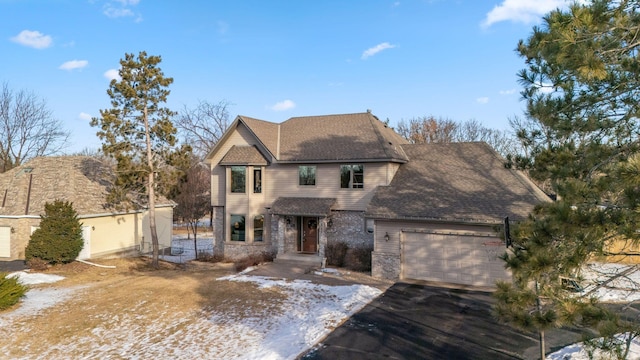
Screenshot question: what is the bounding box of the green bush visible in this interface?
[325,241,349,267]
[25,200,83,264]
[0,272,27,310]
[345,245,373,272]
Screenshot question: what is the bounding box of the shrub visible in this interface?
[345,245,373,272]
[197,253,225,263]
[325,241,349,267]
[26,257,49,271]
[234,251,276,272]
[25,200,83,264]
[0,272,27,310]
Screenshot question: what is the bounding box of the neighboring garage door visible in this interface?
[402,232,511,287]
[0,227,10,258]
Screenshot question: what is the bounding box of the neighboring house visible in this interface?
[205,111,549,287]
[0,156,174,261]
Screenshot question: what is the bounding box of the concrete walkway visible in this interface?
[247,261,393,290]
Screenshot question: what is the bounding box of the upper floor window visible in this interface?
[340,164,364,189]
[231,166,246,193]
[253,168,262,193]
[299,166,316,186]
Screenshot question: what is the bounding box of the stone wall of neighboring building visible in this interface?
[372,251,400,280]
[326,210,373,249]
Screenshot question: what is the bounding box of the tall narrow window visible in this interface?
[340,164,364,189]
[231,166,246,193]
[253,168,262,193]
[230,214,245,241]
[254,215,264,242]
[299,166,316,186]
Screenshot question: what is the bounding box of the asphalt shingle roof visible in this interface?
[219,145,268,165]
[236,112,408,163]
[0,156,172,217]
[365,142,550,223]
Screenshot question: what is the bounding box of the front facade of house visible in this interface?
[206,112,549,288]
[0,156,173,261]
[206,112,408,262]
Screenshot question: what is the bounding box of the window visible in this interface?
[299,166,316,186]
[340,164,364,189]
[253,168,262,193]
[254,215,264,242]
[231,166,246,193]
[230,215,245,241]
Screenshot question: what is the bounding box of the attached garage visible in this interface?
[0,227,10,258]
[402,231,511,287]
[366,143,551,287]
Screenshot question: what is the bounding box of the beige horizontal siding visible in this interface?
[266,162,392,211]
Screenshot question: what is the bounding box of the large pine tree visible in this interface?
[91,51,189,268]
[496,1,640,358]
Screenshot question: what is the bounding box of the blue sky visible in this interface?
[1,0,572,153]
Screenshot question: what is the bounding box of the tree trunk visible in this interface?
[536,280,545,360]
[193,220,198,260]
[144,106,160,269]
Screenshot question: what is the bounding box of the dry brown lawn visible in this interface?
[0,257,288,359]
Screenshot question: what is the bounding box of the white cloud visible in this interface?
[59,60,88,71]
[476,97,490,104]
[10,30,53,49]
[361,42,396,60]
[481,0,566,28]
[104,69,121,81]
[103,0,141,20]
[78,112,92,121]
[104,7,134,18]
[499,88,517,95]
[271,99,296,111]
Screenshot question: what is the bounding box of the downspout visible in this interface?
[24,174,33,215]
[1,189,6,207]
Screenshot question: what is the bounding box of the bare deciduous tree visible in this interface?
[0,82,69,172]
[176,100,232,158]
[396,116,518,159]
[173,162,211,259]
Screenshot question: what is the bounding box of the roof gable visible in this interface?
[366,142,550,223]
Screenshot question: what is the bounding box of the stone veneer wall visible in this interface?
[0,217,40,260]
[372,252,400,280]
[223,242,276,260]
[211,206,225,257]
[325,211,373,248]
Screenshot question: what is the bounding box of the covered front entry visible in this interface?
[402,231,511,288]
[299,216,318,253]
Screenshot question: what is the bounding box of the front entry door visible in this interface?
[301,216,318,253]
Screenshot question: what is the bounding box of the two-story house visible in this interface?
[206,111,549,288]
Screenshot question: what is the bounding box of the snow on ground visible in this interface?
[1,265,381,359]
[547,263,640,359]
[4,261,640,359]
[0,271,82,325]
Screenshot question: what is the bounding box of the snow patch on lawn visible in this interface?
[7,271,65,285]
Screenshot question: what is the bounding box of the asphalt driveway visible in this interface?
[300,282,586,360]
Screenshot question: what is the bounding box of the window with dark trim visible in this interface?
[340,164,364,189]
[230,214,245,241]
[253,168,262,193]
[230,166,246,193]
[254,215,264,242]
[298,166,316,186]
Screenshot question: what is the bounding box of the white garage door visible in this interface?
[402,232,511,287]
[0,227,10,258]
